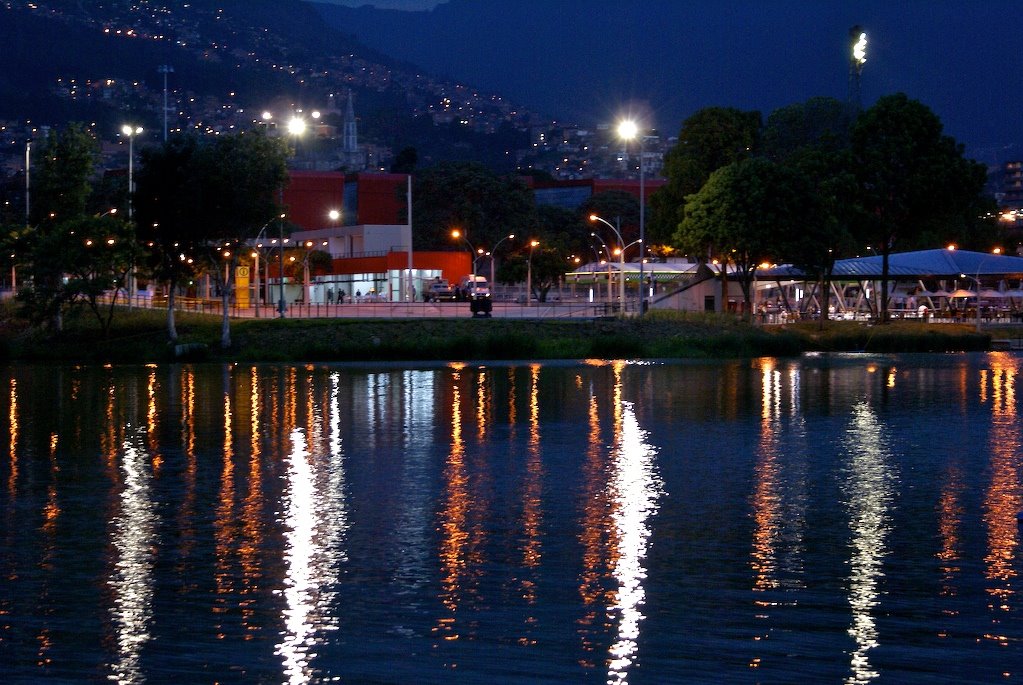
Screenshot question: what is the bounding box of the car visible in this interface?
[423,278,456,302]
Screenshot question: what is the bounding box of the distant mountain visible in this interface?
[0,0,536,170]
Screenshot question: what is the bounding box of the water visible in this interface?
[1,354,1021,683]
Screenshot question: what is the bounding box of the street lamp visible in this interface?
[525,239,539,305]
[618,119,647,313]
[275,113,306,317]
[590,232,614,303]
[121,125,142,307]
[489,233,515,291]
[121,125,143,218]
[590,213,626,308]
[961,273,983,332]
[451,228,477,275]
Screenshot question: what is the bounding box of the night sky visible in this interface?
[313,0,1022,164]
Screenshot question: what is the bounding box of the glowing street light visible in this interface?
[590,231,614,303]
[849,26,867,109]
[120,124,143,218]
[525,239,539,305]
[618,119,648,313]
[489,233,515,292]
[590,213,626,308]
[452,228,479,276]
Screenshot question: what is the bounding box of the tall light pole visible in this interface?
[590,214,625,309]
[849,26,867,110]
[276,114,306,318]
[121,125,143,218]
[489,233,515,291]
[121,125,142,307]
[590,232,613,303]
[525,239,539,304]
[618,119,647,313]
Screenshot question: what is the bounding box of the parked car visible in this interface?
[423,278,456,302]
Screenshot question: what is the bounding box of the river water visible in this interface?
[1,354,1021,683]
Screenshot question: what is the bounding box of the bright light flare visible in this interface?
[853,32,867,64]
[617,119,639,141]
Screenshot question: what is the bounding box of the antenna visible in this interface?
[158,64,174,141]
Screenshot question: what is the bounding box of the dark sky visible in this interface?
[313,0,1022,164]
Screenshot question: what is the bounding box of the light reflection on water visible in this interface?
[0,355,1021,683]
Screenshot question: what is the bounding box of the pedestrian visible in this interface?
[327,287,334,303]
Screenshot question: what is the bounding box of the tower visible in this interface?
[343,90,358,154]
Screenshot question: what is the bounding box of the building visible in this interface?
[274,171,666,304]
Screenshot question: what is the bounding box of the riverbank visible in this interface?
[0,304,1000,363]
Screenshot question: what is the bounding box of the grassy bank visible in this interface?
[0,304,995,364]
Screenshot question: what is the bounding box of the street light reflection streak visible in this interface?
[606,394,663,685]
[275,377,350,683]
[982,355,1021,626]
[8,377,17,498]
[577,389,613,667]
[108,428,159,685]
[842,403,897,685]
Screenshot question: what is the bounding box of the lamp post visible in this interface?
[253,213,285,317]
[121,125,142,308]
[274,114,307,318]
[618,120,647,313]
[525,239,539,305]
[590,232,613,303]
[590,214,626,309]
[961,273,982,332]
[121,125,143,218]
[489,233,515,291]
[451,227,477,275]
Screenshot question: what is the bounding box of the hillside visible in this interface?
[0,0,537,169]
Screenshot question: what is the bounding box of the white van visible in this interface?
[456,275,490,301]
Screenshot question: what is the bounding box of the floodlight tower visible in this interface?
[849,26,867,110]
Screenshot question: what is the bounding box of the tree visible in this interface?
[55,214,138,337]
[134,136,204,342]
[21,124,100,331]
[496,246,566,303]
[411,161,536,251]
[762,97,860,321]
[191,131,288,348]
[675,158,814,320]
[390,146,418,174]
[851,93,988,322]
[761,96,853,162]
[648,107,761,246]
[136,131,287,347]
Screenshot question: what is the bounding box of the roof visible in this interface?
[762,249,1023,280]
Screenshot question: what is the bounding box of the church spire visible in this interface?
[343,90,357,153]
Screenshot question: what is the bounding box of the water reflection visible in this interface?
[108,428,158,685]
[750,360,808,669]
[4,358,1023,683]
[842,402,897,684]
[982,354,1021,640]
[606,363,663,685]
[274,368,350,683]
